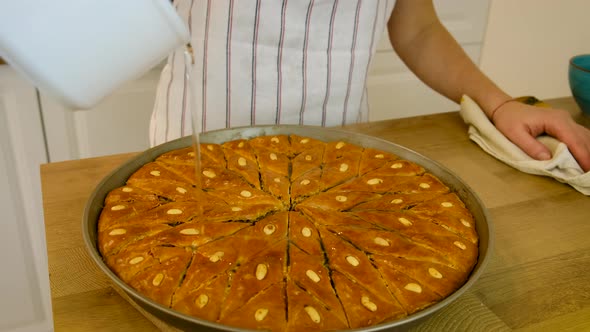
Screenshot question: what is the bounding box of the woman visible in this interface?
[151,0,590,171]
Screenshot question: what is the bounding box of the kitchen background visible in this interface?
[1,1,588,331]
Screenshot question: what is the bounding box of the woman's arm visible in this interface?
[387,0,590,171]
[388,0,508,118]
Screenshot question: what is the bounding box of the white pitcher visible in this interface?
[0,0,189,109]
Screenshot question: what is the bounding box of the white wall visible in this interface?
[480,0,590,99]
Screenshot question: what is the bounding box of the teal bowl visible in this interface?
[569,54,590,116]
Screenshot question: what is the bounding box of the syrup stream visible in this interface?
[184,44,203,221]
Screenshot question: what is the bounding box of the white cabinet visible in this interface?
[0,56,161,332]
[0,62,161,332]
[0,65,52,332]
[40,66,162,162]
[367,0,490,121]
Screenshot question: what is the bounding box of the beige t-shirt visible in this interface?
[150,0,395,146]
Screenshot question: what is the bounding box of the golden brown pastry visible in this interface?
[97,134,479,331]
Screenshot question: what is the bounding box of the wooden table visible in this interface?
[42,97,590,331]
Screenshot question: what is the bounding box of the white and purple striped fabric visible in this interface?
[150,0,396,146]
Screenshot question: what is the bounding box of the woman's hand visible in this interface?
[492,102,590,172]
[387,0,590,173]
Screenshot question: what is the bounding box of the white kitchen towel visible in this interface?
[459,95,590,195]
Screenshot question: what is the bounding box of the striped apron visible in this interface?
[150,0,396,146]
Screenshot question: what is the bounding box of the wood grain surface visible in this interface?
[41,97,590,332]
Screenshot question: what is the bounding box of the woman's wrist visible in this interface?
[489,97,517,124]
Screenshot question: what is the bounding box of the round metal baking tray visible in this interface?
[83,125,493,332]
